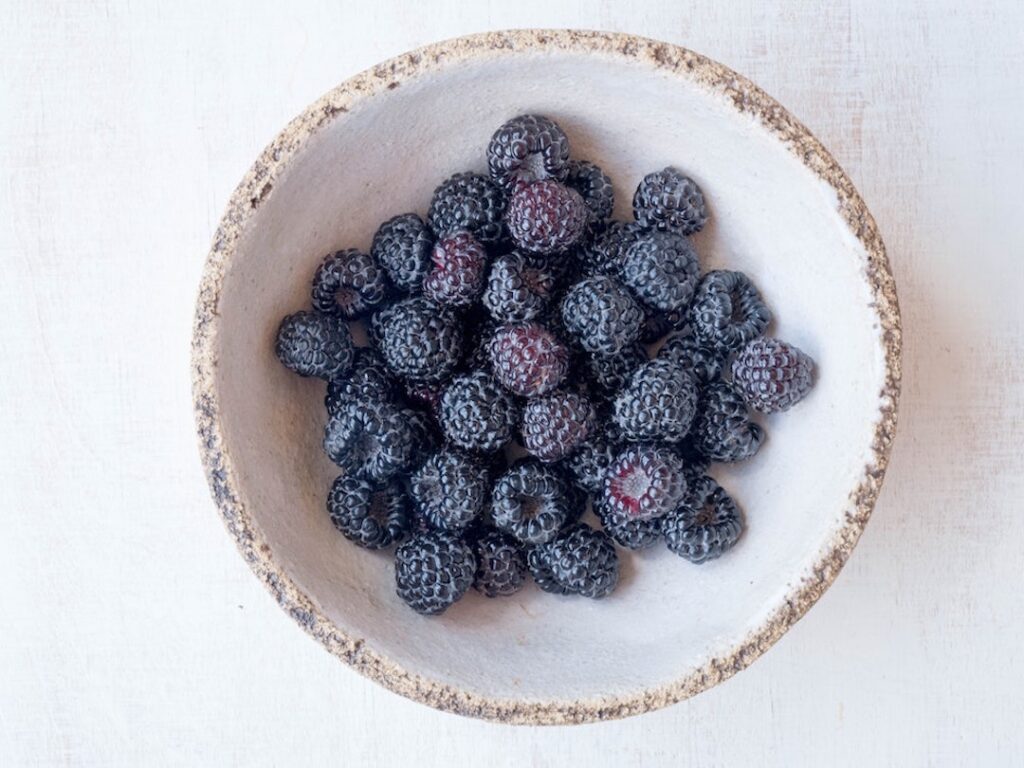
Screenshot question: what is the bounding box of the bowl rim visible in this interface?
[191,29,901,725]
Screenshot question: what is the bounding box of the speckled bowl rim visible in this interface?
[191,29,901,725]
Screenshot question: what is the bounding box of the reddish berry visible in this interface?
[488,322,570,397]
[423,230,488,307]
[506,180,588,255]
[602,444,687,522]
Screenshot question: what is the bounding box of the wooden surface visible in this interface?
[1,1,1021,764]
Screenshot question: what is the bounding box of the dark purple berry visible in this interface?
[486,114,571,191]
[663,474,744,563]
[730,337,815,413]
[633,167,707,235]
[690,270,771,351]
[371,213,433,293]
[620,230,700,312]
[311,249,389,318]
[275,311,354,380]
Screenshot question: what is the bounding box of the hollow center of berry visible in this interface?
[617,468,652,504]
[518,152,548,184]
[519,496,543,520]
[368,492,389,523]
[522,268,550,297]
[693,502,716,527]
[334,287,360,311]
[728,291,745,322]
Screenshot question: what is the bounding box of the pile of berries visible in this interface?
[275,114,816,615]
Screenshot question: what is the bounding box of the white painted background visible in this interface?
[2,1,1022,764]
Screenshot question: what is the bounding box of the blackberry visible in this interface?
[565,160,615,225]
[275,311,354,380]
[602,444,687,522]
[326,474,410,549]
[472,528,527,597]
[584,342,648,398]
[561,423,620,494]
[427,172,507,245]
[663,474,744,563]
[633,167,707,235]
[560,276,644,355]
[488,322,570,397]
[613,358,699,442]
[506,180,588,255]
[527,544,573,595]
[656,325,724,384]
[730,337,815,413]
[323,399,427,483]
[546,523,619,598]
[311,249,389,319]
[639,305,690,344]
[371,213,433,293]
[439,371,518,452]
[373,297,463,382]
[594,496,662,550]
[620,230,700,312]
[325,348,398,416]
[486,114,571,191]
[521,390,596,462]
[690,270,771,351]
[394,531,476,615]
[482,251,557,323]
[410,451,490,531]
[491,459,572,545]
[578,220,642,275]
[423,230,488,308]
[691,381,765,462]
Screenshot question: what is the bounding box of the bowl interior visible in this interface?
[210,48,886,705]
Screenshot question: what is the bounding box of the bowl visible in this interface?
[192,30,901,724]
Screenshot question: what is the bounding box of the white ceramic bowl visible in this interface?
[192,30,900,724]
